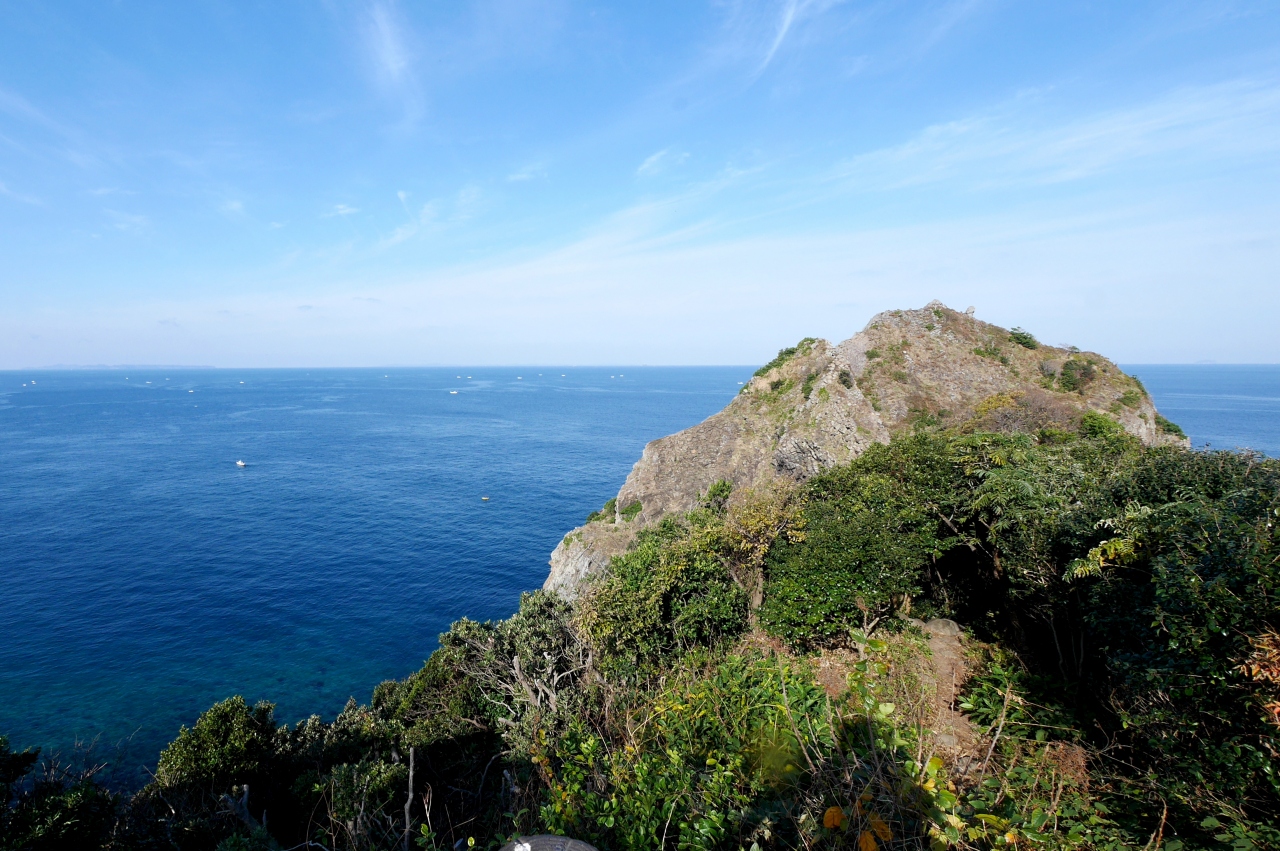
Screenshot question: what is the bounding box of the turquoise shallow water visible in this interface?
[0,364,1275,783]
[0,367,750,780]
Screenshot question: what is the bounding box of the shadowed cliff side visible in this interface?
[545,301,1187,596]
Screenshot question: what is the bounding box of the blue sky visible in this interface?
[2,1,1279,367]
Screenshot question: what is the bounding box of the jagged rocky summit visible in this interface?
[544,301,1187,597]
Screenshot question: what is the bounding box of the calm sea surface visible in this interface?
[1,364,1276,781]
[0,368,750,779]
[1123,365,1280,457]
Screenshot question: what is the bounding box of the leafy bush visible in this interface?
[0,736,118,851]
[577,513,748,669]
[1057,358,1095,393]
[619,500,642,521]
[800,371,819,399]
[701,479,733,513]
[1075,455,1280,838]
[1078,409,1124,440]
[973,339,1008,364]
[1156,413,1186,438]
[760,435,956,646]
[155,697,280,793]
[540,655,835,851]
[587,497,617,523]
[837,370,853,389]
[753,338,817,378]
[1008,327,1039,349]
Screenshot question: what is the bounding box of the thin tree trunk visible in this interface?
[403,747,415,851]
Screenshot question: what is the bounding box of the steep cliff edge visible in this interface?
[545,301,1187,596]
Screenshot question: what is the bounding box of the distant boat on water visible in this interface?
[236,460,246,468]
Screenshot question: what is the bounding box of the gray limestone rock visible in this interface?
[543,301,1189,596]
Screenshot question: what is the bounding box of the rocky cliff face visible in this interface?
[544,301,1186,597]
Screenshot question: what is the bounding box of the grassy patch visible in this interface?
[586,497,617,523]
[753,338,818,378]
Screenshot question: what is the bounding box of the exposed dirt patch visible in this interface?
[812,648,860,698]
[922,619,983,772]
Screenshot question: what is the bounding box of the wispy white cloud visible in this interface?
[759,0,845,73]
[914,0,991,56]
[365,1,411,85]
[637,148,690,176]
[358,0,424,126]
[104,209,149,232]
[375,185,483,250]
[0,86,65,133]
[220,200,244,215]
[833,78,1280,191]
[507,163,547,182]
[454,185,483,220]
[324,204,360,217]
[0,180,41,205]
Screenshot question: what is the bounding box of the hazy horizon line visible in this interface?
[6,361,1280,372]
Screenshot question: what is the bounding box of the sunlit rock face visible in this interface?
[545,301,1185,597]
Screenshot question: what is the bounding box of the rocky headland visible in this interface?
[546,301,1186,596]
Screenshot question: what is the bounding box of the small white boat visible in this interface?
[481,496,490,501]
[236,460,246,468]
[449,390,458,394]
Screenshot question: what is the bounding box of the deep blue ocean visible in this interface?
[1,364,1277,783]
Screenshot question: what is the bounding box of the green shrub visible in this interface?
[586,497,617,523]
[619,500,642,521]
[540,655,832,851]
[1008,327,1039,349]
[800,371,819,399]
[701,479,733,513]
[1156,413,1186,438]
[837,370,853,389]
[1077,455,1280,836]
[578,514,748,668]
[155,697,280,793]
[760,435,956,646]
[1057,358,1095,393]
[1079,409,1124,440]
[973,339,1006,362]
[753,338,817,378]
[0,736,118,851]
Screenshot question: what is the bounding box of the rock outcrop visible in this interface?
[544,301,1187,597]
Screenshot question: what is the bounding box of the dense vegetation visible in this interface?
[4,405,1278,850]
